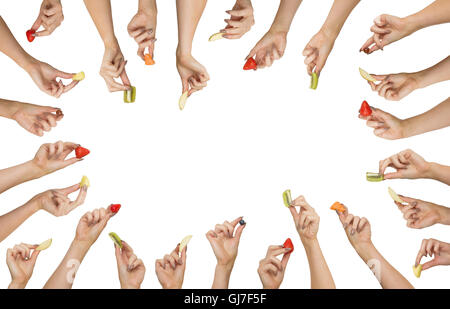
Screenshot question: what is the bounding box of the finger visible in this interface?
[415,240,427,266]
[60,184,80,195]
[62,80,79,93]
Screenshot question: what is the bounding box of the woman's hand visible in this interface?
[127,9,157,61]
[302,29,336,76]
[31,0,64,37]
[257,245,291,289]
[394,196,449,229]
[155,245,187,289]
[246,30,286,69]
[6,243,40,289]
[31,141,81,176]
[379,149,431,180]
[415,239,450,271]
[359,107,405,140]
[289,195,319,246]
[336,206,372,251]
[100,45,131,92]
[367,72,419,101]
[10,102,63,136]
[75,207,115,246]
[115,241,145,289]
[176,54,209,96]
[221,0,254,39]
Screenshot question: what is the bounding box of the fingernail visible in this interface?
[351,229,355,235]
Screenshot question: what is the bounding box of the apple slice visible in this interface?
[282,189,292,208]
[388,187,406,204]
[310,72,318,90]
[412,264,422,278]
[366,172,384,182]
[123,86,136,103]
[359,68,377,82]
[208,32,224,42]
[109,232,123,248]
[179,91,188,110]
[36,238,52,251]
[179,235,192,253]
[80,176,90,188]
[72,71,85,81]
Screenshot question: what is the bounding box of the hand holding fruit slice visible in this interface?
[208,32,224,42]
[388,187,406,205]
[178,91,188,111]
[359,100,372,117]
[366,172,384,182]
[26,29,36,42]
[109,232,123,248]
[36,238,52,251]
[144,54,155,65]
[123,86,136,103]
[330,201,346,213]
[179,235,192,253]
[412,264,422,278]
[282,190,292,208]
[75,146,90,159]
[243,57,257,70]
[282,238,294,253]
[72,72,85,81]
[80,176,90,188]
[310,72,319,90]
[359,67,377,82]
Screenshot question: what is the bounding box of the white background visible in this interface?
[0,0,449,289]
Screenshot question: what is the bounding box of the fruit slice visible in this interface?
[36,238,52,251]
[144,54,155,65]
[283,238,294,253]
[330,201,346,213]
[110,204,121,213]
[26,29,36,42]
[208,32,224,42]
[388,187,406,204]
[75,146,90,159]
[178,91,188,111]
[359,100,372,117]
[243,57,257,70]
[412,264,422,278]
[123,86,136,103]
[366,172,384,182]
[80,176,90,188]
[72,71,85,81]
[359,68,377,82]
[282,190,292,208]
[109,232,123,248]
[179,235,192,253]
[310,72,318,90]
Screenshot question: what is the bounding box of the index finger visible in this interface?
[62,80,79,93]
[60,184,80,195]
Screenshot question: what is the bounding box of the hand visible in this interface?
[257,245,291,289]
[11,102,63,136]
[115,241,145,289]
[27,61,78,98]
[155,245,187,289]
[30,0,64,37]
[100,45,131,92]
[206,217,245,268]
[176,54,209,96]
[367,73,419,101]
[29,184,87,217]
[379,149,431,180]
[394,196,448,229]
[221,0,254,39]
[415,239,450,271]
[289,195,319,246]
[302,29,336,75]
[336,206,371,251]
[359,107,405,140]
[31,141,81,176]
[246,30,286,69]
[360,14,414,54]
[127,9,157,61]
[75,207,115,246]
[6,243,40,289]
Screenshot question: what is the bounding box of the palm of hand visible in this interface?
[33,148,64,173]
[157,265,183,288]
[128,12,156,34]
[372,113,403,140]
[120,262,145,288]
[305,31,335,73]
[259,267,283,289]
[212,236,238,265]
[386,74,417,100]
[38,190,70,217]
[8,258,34,282]
[14,109,42,134]
[75,220,103,244]
[414,203,440,228]
[377,16,408,46]
[29,62,58,92]
[255,32,286,61]
[299,220,319,241]
[177,56,207,82]
[348,223,371,246]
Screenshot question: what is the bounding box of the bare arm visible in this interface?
[408,0,450,32]
[321,0,360,38]
[0,161,42,195]
[304,239,336,289]
[83,0,116,47]
[0,200,39,242]
[270,0,302,33]
[175,0,207,56]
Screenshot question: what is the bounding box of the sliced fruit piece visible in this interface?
[110,204,121,213]
[123,86,136,103]
[366,172,384,182]
[208,32,224,42]
[144,54,155,65]
[243,57,257,70]
[413,264,422,278]
[178,91,188,111]
[330,201,346,213]
[36,238,52,251]
[75,146,90,159]
[179,235,192,253]
[283,238,294,253]
[359,67,377,82]
[310,72,318,90]
[109,232,123,248]
[359,100,372,117]
[282,190,292,208]
[26,29,36,42]
[72,71,85,81]
[80,176,90,188]
[388,187,406,204]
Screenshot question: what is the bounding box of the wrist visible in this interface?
[404,13,426,35]
[103,36,119,50]
[162,282,181,289]
[176,45,192,58]
[423,162,437,179]
[301,237,319,251]
[121,282,140,289]
[0,100,20,119]
[320,23,341,40]
[9,279,27,289]
[71,239,93,252]
[24,160,46,180]
[138,0,157,15]
[437,205,450,225]
[216,262,234,274]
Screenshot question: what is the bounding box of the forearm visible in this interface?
[0,161,43,194]
[415,56,450,89]
[83,0,117,47]
[0,99,20,119]
[321,0,360,38]
[8,280,27,289]
[176,0,207,56]
[44,240,90,289]
[406,0,450,33]
[303,239,335,289]
[269,0,302,33]
[403,97,450,138]
[355,242,413,289]
[0,201,39,242]
[212,264,233,289]
[426,162,450,186]
[138,0,157,13]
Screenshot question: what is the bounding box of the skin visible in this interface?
[257,245,291,289]
[206,217,246,289]
[0,99,63,136]
[83,0,131,92]
[0,17,78,97]
[220,0,254,40]
[415,239,450,271]
[0,141,81,195]
[289,195,335,289]
[359,98,450,140]
[0,184,87,243]
[378,149,450,185]
[176,0,210,97]
[127,0,157,61]
[44,207,116,288]
[246,0,301,69]
[155,244,187,289]
[7,243,40,289]
[361,0,450,54]
[336,205,414,289]
[30,0,64,37]
[303,0,360,75]
[115,241,146,289]
[367,56,450,101]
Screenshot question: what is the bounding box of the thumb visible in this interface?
[62,157,82,168]
[30,250,40,265]
[246,45,258,60]
[422,258,440,271]
[234,224,245,241]
[181,79,189,94]
[31,16,42,31]
[281,251,291,269]
[56,69,74,79]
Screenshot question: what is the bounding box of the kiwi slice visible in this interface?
[366,172,384,182]
[310,72,318,90]
[123,86,136,103]
[109,232,123,248]
[282,189,292,208]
